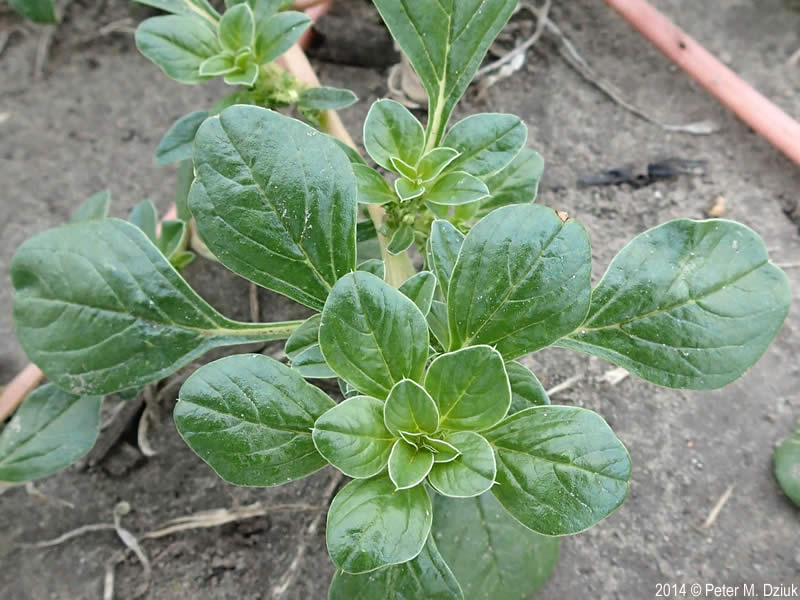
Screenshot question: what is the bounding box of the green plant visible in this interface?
[2,0,792,598]
[775,424,800,507]
[7,0,58,24]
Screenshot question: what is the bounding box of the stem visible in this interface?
[280,44,416,287]
[0,363,44,422]
[226,319,304,342]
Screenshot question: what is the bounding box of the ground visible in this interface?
[1,0,799,598]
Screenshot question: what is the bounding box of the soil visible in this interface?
[2,0,800,598]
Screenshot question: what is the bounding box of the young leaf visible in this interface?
[284,314,336,379]
[155,111,209,165]
[313,396,395,478]
[353,165,395,206]
[319,272,429,399]
[218,3,255,53]
[387,225,415,255]
[399,271,436,316]
[443,114,527,177]
[224,62,259,87]
[395,178,425,201]
[774,427,800,507]
[448,204,592,359]
[129,200,158,242]
[557,219,791,390]
[174,354,335,486]
[427,431,496,498]
[357,258,385,280]
[0,384,102,483]
[71,190,111,222]
[328,534,464,600]
[433,492,560,600]
[425,171,490,206]
[175,160,194,221]
[135,16,221,83]
[424,436,460,463]
[191,105,357,311]
[388,440,435,490]
[11,219,301,395]
[131,0,219,23]
[384,379,439,436]
[9,0,57,24]
[418,147,461,182]
[198,53,237,76]
[478,148,544,216]
[505,361,550,414]
[158,220,188,258]
[390,157,419,181]
[427,300,450,350]
[363,99,425,171]
[298,87,358,112]
[326,475,432,574]
[485,406,631,535]
[427,220,464,299]
[254,11,311,64]
[373,0,517,146]
[424,346,510,431]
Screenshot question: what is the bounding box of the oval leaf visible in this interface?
[506,361,550,414]
[327,475,432,574]
[71,190,111,223]
[254,11,311,64]
[387,225,416,255]
[0,384,102,483]
[433,492,559,600]
[384,379,439,436]
[298,87,358,112]
[485,406,631,535]
[418,148,461,182]
[284,314,336,379]
[329,534,463,600]
[135,16,221,84]
[218,3,255,53]
[319,272,429,399]
[448,204,592,359]
[156,111,210,165]
[428,431,496,498]
[425,172,489,206]
[191,105,357,311]
[424,346,510,431]
[775,427,800,507]
[427,219,464,299]
[478,147,544,217]
[443,113,527,177]
[557,219,791,390]
[353,164,395,206]
[313,396,394,479]
[363,99,426,171]
[388,440,435,490]
[11,219,299,395]
[174,354,335,486]
[399,271,437,316]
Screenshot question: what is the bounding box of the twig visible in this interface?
[33,26,56,80]
[546,374,583,397]
[702,484,735,528]
[23,523,117,548]
[137,386,158,458]
[112,502,151,598]
[0,363,43,422]
[269,471,344,598]
[25,482,75,509]
[775,262,800,269]
[249,282,260,323]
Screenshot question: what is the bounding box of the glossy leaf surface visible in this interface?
[284,314,336,379]
[443,114,527,177]
[399,271,436,316]
[427,219,464,299]
[71,190,111,222]
[175,354,335,486]
[254,10,311,63]
[363,99,425,170]
[132,0,219,22]
[156,111,209,165]
[427,431,496,498]
[479,147,544,216]
[298,87,358,111]
[775,427,800,507]
[425,172,490,206]
[388,440,435,490]
[353,165,395,206]
[384,379,439,436]
[218,3,254,53]
[506,361,550,414]
[136,16,220,83]
[387,225,415,255]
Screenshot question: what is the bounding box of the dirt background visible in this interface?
[1,0,799,598]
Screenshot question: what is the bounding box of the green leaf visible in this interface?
[433,492,559,600]
[9,0,57,24]
[559,219,791,390]
[218,3,255,53]
[174,354,335,486]
[224,62,259,87]
[448,204,592,359]
[418,148,460,182]
[390,157,419,181]
[198,53,237,76]
[11,219,301,395]
[284,314,336,379]
[175,160,194,221]
[424,436,460,463]
[327,475,432,573]
[384,379,439,436]
[131,0,219,23]
[399,271,436,316]
[395,178,425,201]
[155,111,209,165]
[428,431,495,498]
[158,220,188,258]
[320,272,429,398]
[388,440,435,490]
[71,190,111,222]
[424,346,510,431]
[0,384,102,483]
[427,220,463,300]
[443,114,527,177]
[505,361,549,414]
[358,258,385,279]
[485,406,631,535]
[254,11,311,64]
[191,105,357,311]
[357,220,378,243]
[425,172,489,206]
[478,148,544,217]
[353,165,395,206]
[373,0,517,146]
[129,200,158,242]
[329,534,464,600]
[427,300,450,350]
[387,225,415,255]
[331,137,368,166]
[298,87,358,111]
[170,250,196,270]
[363,99,425,171]
[135,16,221,83]
[775,427,800,507]
[313,396,394,478]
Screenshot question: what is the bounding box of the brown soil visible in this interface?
[2,0,799,598]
